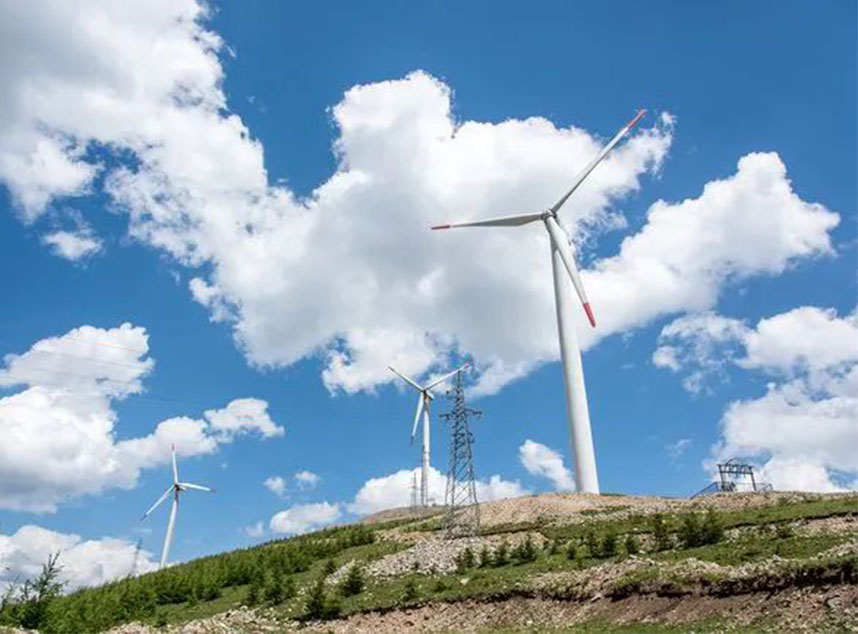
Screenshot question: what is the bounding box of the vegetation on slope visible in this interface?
[0,494,855,633]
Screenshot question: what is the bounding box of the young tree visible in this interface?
[701,508,725,545]
[565,541,577,561]
[19,552,64,630]
[679,513,703,549]
[339,564,365,597]
[585,531,600,558]
[651,513,672,551]
[403,579,419,602]
[323,559,337,576]
[493,541,509,566]
[624,534,640,556]
[601,532,618,558]
[304,577,327,619]
[478,546,491,568]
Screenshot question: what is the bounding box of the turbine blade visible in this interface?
[388,366,424,392]
[549,109,646,215]
[141,486,172,520]
[545,216,596,327]
[424,363,469,390]
[180,482,213,492]
[431,212,543,231]
[171,444,178,485]
[410,394,425,444]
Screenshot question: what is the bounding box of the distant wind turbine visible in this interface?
[431,110,647,494]
[141,445,213,568]
[389,364,468,506]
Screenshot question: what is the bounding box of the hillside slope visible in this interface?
[2,491,856,633]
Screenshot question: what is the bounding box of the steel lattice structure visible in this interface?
[441,370,481,538]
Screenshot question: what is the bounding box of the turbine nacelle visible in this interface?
[431,110,647,330]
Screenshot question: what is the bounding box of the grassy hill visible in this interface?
[1,491,856,633]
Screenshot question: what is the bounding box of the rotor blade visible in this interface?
[171,444,178,485]
[388,366,424,392]
[431,212,543,231]
[180,482,213,492]
[544,216,596,327]
[141,486,172,520]
[424,363,469,390]
[410,394,425,445]
[549,109,646,215]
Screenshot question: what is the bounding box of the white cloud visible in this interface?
[656,306,858,492]
[204,398,283,439]
[518,440,575,491]
[244,521,264,539]
[666,438,692,460]
[41,228,103,260]
[294,470,321,489]
[348,467,527,516]
[263,476,287,498]
[0,525,157,591]
[269,502,341,536]
[0,1,840,400]
[653,312,749,393]
[0,324,282,512]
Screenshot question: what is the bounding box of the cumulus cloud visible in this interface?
[348,467,527,516]
[294,470,321,489]
[518,440,575,491]
[0,1,840,400]
[0,525,157,591]
[41,228,103,260]
[0,324,282,512]
[263,476,287,498]
[244,521,264,539]
[655,306,858,491]
[269,502,342,536]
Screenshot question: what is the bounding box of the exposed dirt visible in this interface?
[305,585,858,633]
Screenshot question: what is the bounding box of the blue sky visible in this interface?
[0,1,855,587]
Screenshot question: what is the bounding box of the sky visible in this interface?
[0,0,855,590]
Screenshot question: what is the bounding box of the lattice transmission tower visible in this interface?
[441,370,480,538]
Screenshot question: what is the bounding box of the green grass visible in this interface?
[654,532,849,566]
[543,495,858,544]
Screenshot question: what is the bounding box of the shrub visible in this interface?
[478,546,491,568]
[433,578,449,593]
[565,541,577,561]
[304,578,327,619]
[520,536,538,563]
[585,531,600,558]
[624,534,640,556]
[701,509,724,545]
[323,559,337,576]
[651,513,672,551]
[339,564,365,597]
[776,523,795,539]
[679,513,703,548]
[403,579,419,602]
[601,532,618,558]
[493,541,509,566]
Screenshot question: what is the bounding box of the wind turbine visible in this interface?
[431,110,647,494]
[389,364,468,507]
[141,445,212,568]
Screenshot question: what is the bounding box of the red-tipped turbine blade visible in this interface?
[583,302,597,328]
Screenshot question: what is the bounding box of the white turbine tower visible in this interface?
[389,364,467,507]
[141,445,213,568]
[432,110,647,494]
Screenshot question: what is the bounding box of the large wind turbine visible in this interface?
[432,110,646,494]
[141,445,212,568]
[389,364,467,506]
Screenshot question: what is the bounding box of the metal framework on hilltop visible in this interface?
[692,458,773,497]
[441,370,480,538]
